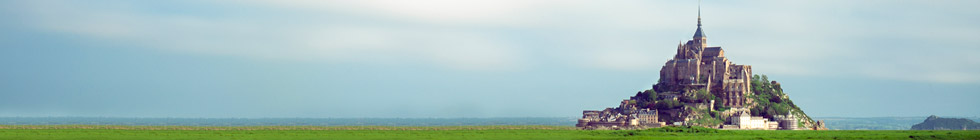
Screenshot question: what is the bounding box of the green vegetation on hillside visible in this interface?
[748,74,815,125]
[1,125,978,140]
[633,74,816,127]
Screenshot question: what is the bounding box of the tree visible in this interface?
[656,100,682,110]
[713,98,728,111]
[643,89,658,101]
[691,89,714,103]
[770,94,783,103]
[750,107,762,116]
[772,103,789,116]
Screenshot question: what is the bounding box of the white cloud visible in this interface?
[240,0,543,26]
[11,0,689,72]
[586,48,660,71]
[8,0,980,83]
[14,0,534,71]
[237,0,684,30]
[699,0,980,84]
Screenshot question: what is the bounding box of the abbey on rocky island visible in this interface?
[576,4,826,130]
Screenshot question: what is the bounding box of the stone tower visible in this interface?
[693,4,706,48]
[657,4,752,107]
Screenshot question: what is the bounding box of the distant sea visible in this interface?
[0,117,578,126]
[2,117,977,130]
[814,117,980,130]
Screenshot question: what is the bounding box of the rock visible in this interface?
[911,115,980,130]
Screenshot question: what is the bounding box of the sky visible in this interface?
[0,0,978,118]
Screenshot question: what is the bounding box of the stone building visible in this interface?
[773,110,799,130]
[577,106,664,130]
[635,109,660,127]
[726,111,780,130]
[722,110,803,130]
[657,12,752,108]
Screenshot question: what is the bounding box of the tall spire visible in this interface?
[698,0,701,26]
[693,0,706,39]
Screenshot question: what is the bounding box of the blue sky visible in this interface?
[0,0,978,118]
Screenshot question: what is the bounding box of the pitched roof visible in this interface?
[693,25,706,38]
[703,47,723,57]
[694,7,706,39]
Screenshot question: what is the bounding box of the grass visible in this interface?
[0,125,978,140]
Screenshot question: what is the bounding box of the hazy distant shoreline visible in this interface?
[1,117,977,130]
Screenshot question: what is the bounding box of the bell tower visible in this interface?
[692,0,707,48]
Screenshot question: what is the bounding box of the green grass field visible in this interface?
[1,125,977,140]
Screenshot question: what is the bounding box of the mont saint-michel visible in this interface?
[576,10,826,130]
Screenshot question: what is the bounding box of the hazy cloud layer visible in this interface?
[14,0,978,83]
[1,0,978,117]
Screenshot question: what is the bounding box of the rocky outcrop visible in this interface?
[911,115,980,130]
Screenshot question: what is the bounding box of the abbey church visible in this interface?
[658,13,752,108]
